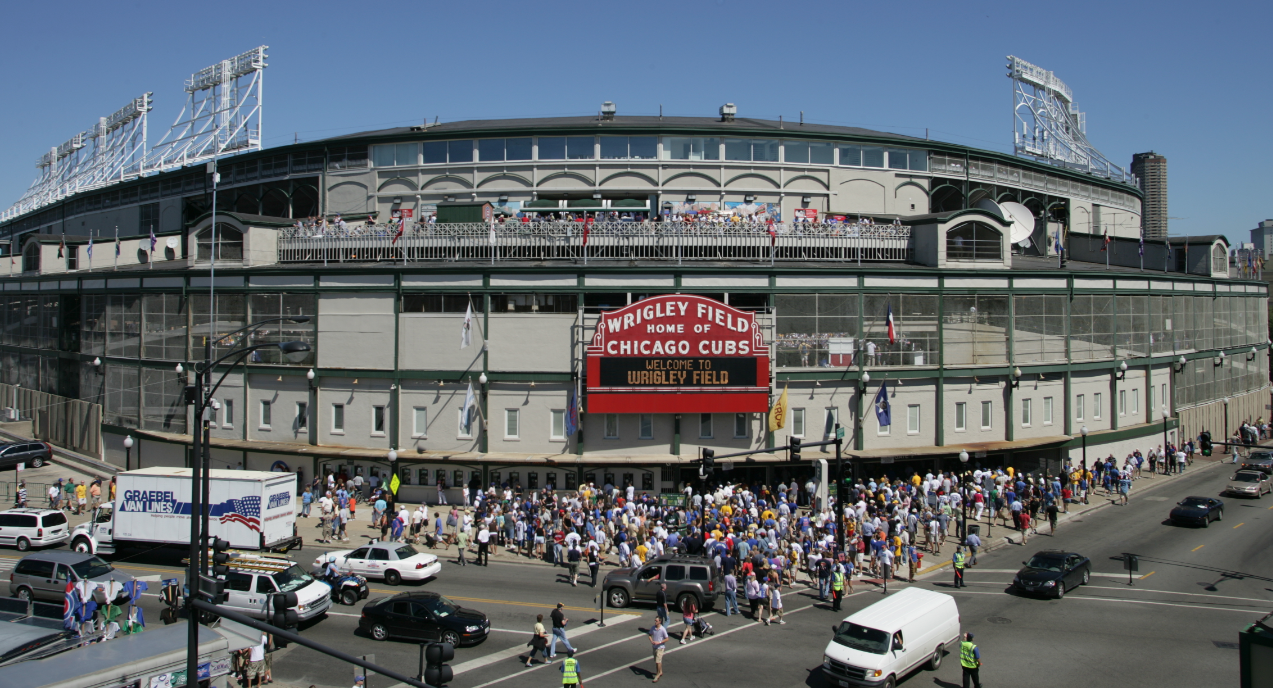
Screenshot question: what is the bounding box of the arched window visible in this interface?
[22,242,39,273]
[946,222,1002,261]
[1212,244,1228,274]
[195,223,243,262]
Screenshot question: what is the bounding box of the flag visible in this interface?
[149,226,157,253]
[389,472,401,495]
[461,381,476,434]
[1053,232,1062,255]
[488,225,497,245]
[87,236,93,259]
[768,384,789,433]
[57,234,65,259]
[1100,230,1110,252]
[767,218,776,247]
[62,582,80,631]
[874,382,891,427]
[217,496,262,531]
[583,215,594,246]
[391,215,404,244]
[564,387,579,437]
[461,303,473,349]
[886,303,896,344]
[115,229,121,256]
[1138,232,1144,256]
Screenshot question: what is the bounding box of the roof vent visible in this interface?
[600,101,616,121]
[719,103,737,122]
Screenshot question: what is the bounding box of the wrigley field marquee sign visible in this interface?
[586,294,770,413]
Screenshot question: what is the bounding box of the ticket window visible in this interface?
[528,472,539,489]
[623,473,634,488]
[508,471,520,489]
[604,473,615,488]
[585,472,596,487]
[642,473,653,491]
[398,467,412,485]
[491,471,501,487]
[417,469,430,485]
[453,470,464,487]
[546,472,558,490]
[566,472,578,490]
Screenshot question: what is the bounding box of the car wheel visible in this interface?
[1081,569,1090,586]
[16,538,30,552]
[384,570,401,585]
[676,593,699,613]
[30,457,43,469]
[607,588,630,609]
[441,630,460,646]
[927,646,943,670]
[341,589,358,606]
[882,676,896,688]
[15,587,33,602]
[1055,582,1065,599]
[1217,509,1223,522]
[1203,516,1210,528]
[73,538,92,554]
[370,623,388,641]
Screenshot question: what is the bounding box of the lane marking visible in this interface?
[1234,523,1245,529]
[1081,585,1273,604]
[942,589,1269,613]
[449,613,637,677]
[1192,545,1205,552]
[1139,571,1155,580]
[935,568,1125,579]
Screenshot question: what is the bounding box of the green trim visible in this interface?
[1058,418,1177,449]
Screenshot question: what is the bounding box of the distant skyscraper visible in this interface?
[1131,152,1168,240]
[1250,219,1273,258]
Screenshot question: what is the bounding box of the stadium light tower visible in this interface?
[1006,56,1132,185]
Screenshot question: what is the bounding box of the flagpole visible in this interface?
[114,226,118,271]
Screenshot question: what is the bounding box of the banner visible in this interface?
[768,384,789,432]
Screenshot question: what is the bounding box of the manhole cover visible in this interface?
[1213,641,1239,650]
[986,617,1012,625]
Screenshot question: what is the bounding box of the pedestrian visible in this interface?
[74,480,87,515]
[559,649,583,687]
[679,596,697,643]
[587,547,600,588]
[655,583,670,626]
[769,581,785,625]
[745,573,763,618]
[89,480,101,510]
[722,571,739,616]
[830,566,845,611]
[952,546,967,588]
[878,545,894,594]
[456,526,469,566]
[549,602,575,658]
[648,617,668,683]
[15,480,26,508]
[301,488,312,518]
[47,481,59,509]
[477,523,491,565]
[248,632,267,688]
[352,677,364,688]
[960,632,982,688]
[525,614,549,666]
[1046,500,1059,534]
[567,544,581,586]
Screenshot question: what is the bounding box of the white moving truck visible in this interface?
[70,467,301,556]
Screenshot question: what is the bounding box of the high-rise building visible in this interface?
[1131,151,1168,239]
[1249,219,1273,258]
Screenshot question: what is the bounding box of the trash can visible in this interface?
[968,524,981,536]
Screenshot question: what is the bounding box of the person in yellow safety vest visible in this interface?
[831,567,846,612]
[953,546,967,589]
[960,632,981,688]
[560,648,583,686]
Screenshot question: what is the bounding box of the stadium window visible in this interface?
[887,149,911,170]
[371,143,417,167]
[505,409,519,439]
[724,138,779,162]
[422,141,447,164]
[566,136,594,160]
[792,408,805,437]
[447,140,473,163]
[1021,398,1032,427]
[1043,396,1053,425]
[600,136,655,160]
[699,413,713,439]
[861,147,885,168]
[372,406,386,435]
[604,414,619,439]
[954,402,966,432]
[1119,390,1126,416]
[1075,394,1085,421]
[412,407,427,438]
[639,414,654,440]
[662,137,720,161]
[1131,389,1138,414]
[296,402,308,431]
[402,294,471,313]
[785,141,832,164]
[259,400,271,429]
[838,145,862,167]
[506,137,532,161]
[907,405,921,434]
[478,137,532,162]
[489,293,577,313]
[551,410,566,439]
[734,413,747,438]
[946,222,1003,261]
[1093,392,1102,420]
[980,401,992,429]
[537,137,566,160]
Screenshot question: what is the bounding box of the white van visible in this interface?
[822,587,961,688]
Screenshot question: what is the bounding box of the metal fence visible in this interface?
[0,383,102,458]
[277,222,912,264]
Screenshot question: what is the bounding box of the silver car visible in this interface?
[8,551,130,603]
[1226,470,1271,498]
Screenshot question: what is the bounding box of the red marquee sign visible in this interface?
[586,294,770,413]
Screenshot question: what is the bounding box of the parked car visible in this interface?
[1239,453,1273,476]
[359,591,489,646]
[0,509,69,551]
[314,541,440,585]
[1169,496,1225,527]
[1012,550,1091,599]
[602,554,721,611]
[823,587,960,688]
[8,551,130,603]
[1226,470,1271,498]
[0,443,52,471]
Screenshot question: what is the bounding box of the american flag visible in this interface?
[217,496,262,532]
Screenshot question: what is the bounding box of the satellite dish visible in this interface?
[1000,202,1037,245]
[973,198,1005,219]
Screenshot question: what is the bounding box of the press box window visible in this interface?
[536,136,593,160]
[372,405,386,435]
[783,141,834,165]
[724,138,779,162]
[662,137,719,161]
[259,400,271,429]
[421,140,473,164]
[478,137,532,162]
[600,136,656,160]
[402,294,470,313]
[331,403,345,433]
[490,294,577,313]
[372,143,418,167]
[412,407,427,438]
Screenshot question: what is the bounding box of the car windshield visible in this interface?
[273,565,316,592]
[1234,473,1261,483]
[1025,555,1064,572]
[70,557,114,580]
[833,622,890,654]
[1180,498,1210,508]
[422,595,459,618]
[394,545,420,559]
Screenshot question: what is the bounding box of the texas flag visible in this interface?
[391,215,405,245]
[886,303,896,344]
[582,215,594,246]
[767,218,776,247]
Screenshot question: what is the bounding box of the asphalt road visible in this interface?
[2,459,1268,688]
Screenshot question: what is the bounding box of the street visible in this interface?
[4,458,1267,688]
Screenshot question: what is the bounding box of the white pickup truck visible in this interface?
[71,467,301,556]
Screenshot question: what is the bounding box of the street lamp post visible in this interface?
[958,450,969,541]
[123,435,133,472]
[1223,397,1231,461]
[1162,404,1170,456]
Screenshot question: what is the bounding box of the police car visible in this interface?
[314,541,441,585]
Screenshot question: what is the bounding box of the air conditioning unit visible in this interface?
[2,408,19,422]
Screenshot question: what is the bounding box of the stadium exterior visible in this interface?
[0,108,1265,501]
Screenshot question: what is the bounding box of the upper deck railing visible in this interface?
[276,221,912,264]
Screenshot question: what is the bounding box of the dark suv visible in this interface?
[0,442,51,471]
[603,554,721,611]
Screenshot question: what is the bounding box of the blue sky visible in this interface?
[2,0,1268,247]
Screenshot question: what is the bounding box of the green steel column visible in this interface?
[1005,293,1015,442]
[481,288,490,454]
[936,284,945,447]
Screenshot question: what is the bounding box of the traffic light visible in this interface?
[426,642,454,687]
[701,448,715,473]
[196,575,227,605]
[789,437,802,462]
[1199,431,1212,456]
[211,537,230,577]
[272,591,299,647]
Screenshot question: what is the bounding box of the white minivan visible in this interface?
[823,587,961,688]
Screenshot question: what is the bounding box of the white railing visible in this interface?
[276,222,912,264]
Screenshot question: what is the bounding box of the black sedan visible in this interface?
[359,591,489,646]
[1169,496,1225,527]
[1012,550,1091,599]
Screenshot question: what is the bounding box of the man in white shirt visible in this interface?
[248,633,268,688]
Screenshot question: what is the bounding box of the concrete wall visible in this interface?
[318,293,395,369]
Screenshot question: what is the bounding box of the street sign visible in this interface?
[881,457,895,464]
[658,493,687,508]
[721,460,734,472]
[835,427,846,439]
